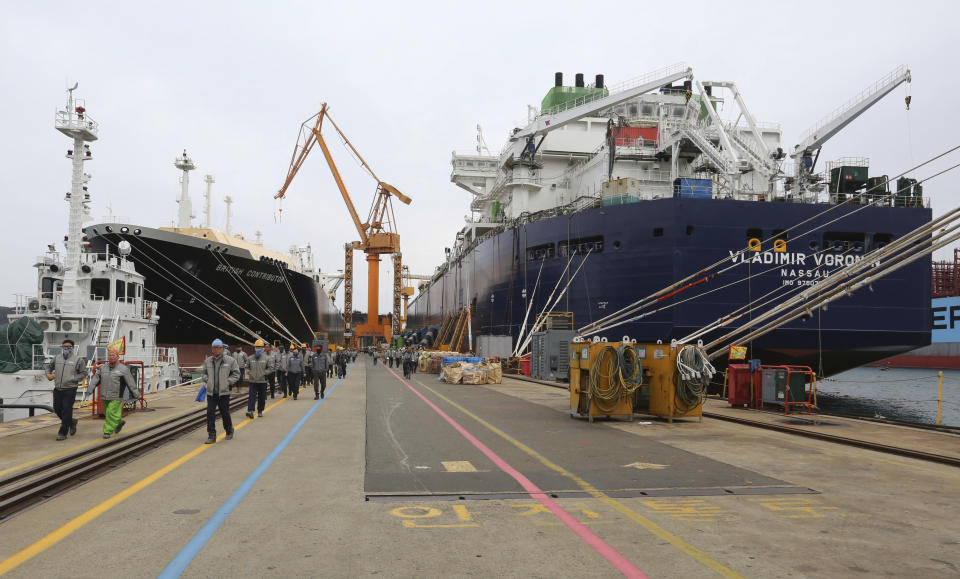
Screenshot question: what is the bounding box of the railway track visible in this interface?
[701,410,960,468]
[0,396,249,522]
[507,374,960,469]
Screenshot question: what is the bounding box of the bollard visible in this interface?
[937,371,943,426]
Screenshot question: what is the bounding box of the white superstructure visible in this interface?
[450,64,914,255]
[0,87,180,422]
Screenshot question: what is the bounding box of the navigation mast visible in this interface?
[174,150,196,228]
[54,84,98,313]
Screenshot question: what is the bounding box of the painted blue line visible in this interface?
[158,365,352,578]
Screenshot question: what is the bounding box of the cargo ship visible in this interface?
[405,64,931,376]
[86,151,343,365]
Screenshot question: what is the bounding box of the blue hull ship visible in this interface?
[405,65,929,375]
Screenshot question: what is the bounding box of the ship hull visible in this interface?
[85,224,343,363]
[406,197,931,376]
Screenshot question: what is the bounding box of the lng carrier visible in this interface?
[405,64,930,375]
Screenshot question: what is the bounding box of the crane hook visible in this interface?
[905,95,911,110]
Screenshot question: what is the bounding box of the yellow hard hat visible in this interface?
[301,342,307,348]
[290,343,296,350]
[254,339,265,347]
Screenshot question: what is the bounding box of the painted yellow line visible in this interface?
[0,396,288,576]
[415,379,744,579]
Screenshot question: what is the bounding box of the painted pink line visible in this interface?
[384,365,646,579]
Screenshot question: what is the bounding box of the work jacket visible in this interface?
[90,361,140,401]
[266,350,279,372]
[286,353,304,374]
[234,350,249,369]
[313,351,328,372]
[202,354,240,396]
[246,352,270,383]
[46,350,87,390]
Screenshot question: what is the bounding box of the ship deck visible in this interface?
[1,357,958,577]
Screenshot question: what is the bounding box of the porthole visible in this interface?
[613,240,621,249]
[120,226,129,233]
[809,240,819,251]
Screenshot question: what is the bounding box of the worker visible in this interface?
[312,345,328,399]
[245,339,270,418]
[88,347,140,439]
[44,338,87,441]
[285,345,304,400]
[302,342,313,385]
[265,344,278,398]
[327,347,335,377]
[233,346,249,392]
[402,347,415,379]
[278,345,291,397]
[202,338,240,444]
[335,348,348,379]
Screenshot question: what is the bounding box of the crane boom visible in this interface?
[275,104,370,245]
[513,63,693,139]
[791,65,911,161]
[274,102,413,346]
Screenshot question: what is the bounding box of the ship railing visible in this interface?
[540,63,690,116]
[55,110,99,139]
[32,344,47,371]
[829,192,929,208]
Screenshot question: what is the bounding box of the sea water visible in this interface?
[816,367,960,427]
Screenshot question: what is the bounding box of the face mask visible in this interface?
[255,348,263,355]
[62,347,73,358]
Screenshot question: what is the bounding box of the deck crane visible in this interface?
[790,65,911,197]
[275,103,412,346]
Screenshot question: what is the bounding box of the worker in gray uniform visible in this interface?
[44,338,87,441]
[245,339,270,418]
[285,346,304,400]
[88,347,140,439]
[233,346,248,392]
[202,338,240,443]
[312,346,328,399]
[278,346,291,397]
[265,344,279,398]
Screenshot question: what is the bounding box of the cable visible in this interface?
[674,345,714,412]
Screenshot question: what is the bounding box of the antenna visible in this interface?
[224,195,233,236]
[476,125,491,155]
[174,150,196,228]
[203,174,215,228]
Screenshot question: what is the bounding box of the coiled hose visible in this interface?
[674,345,715,412]
[589,344,644,413]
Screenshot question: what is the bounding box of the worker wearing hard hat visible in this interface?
[202,339,240,443]
[232,346,248,392]
[285,345,304,400]
[245,340,270,418]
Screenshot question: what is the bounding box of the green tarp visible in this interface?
[0,317,44,373]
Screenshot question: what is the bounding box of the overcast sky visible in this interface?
[2,0,957,316]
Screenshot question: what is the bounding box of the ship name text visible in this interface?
[215,263,284,283]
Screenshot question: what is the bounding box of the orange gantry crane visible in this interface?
[275,103,411,346]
